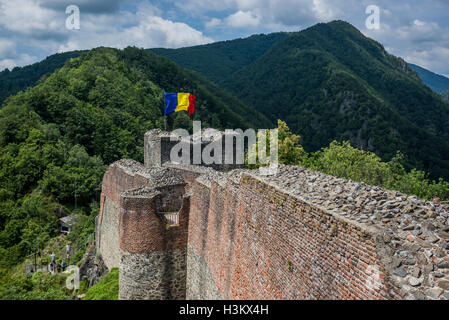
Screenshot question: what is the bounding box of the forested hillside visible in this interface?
[0,51,84,106]
[154,21,449,180]
[223,21,449,180]
[4,25,448,183]
[0,33,288,108]
[0,47,268,295]
[151,32,289,83]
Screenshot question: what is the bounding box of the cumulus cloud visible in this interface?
[0,0,66,38]
[58,14,213,52]
[390,20,443,44]
[169,0,449,75]
[57,2,213,52]
[0,37,36,70]
[405,47,449,72]
[171,0,340,28]
[205,18,222,29]
[225,10,261,28]
[0,0,449,76]
[0,0,213,70]
[0,38,16,58]
[0,54,36,71]
[364,16,449,75]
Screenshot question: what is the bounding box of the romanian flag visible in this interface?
[164,92,196,118]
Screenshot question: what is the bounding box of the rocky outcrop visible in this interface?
[79,244,108,287]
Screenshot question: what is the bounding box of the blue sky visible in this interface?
[0,0,448,77]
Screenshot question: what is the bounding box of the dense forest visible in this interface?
[151,32,289,84]
[255,120,449,201]
[2,27,449,179]
[154,21,449,181]
[0,51,85,106]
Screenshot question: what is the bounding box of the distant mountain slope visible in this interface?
[408,63,449,94]
[152,20,449,180]
[150,32,289,83]
[0,51,84,106]
[442,88,449,101]
[0,33,289,108]
[222,21,449,179]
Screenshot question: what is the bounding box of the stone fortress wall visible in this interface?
[96,129,449,300]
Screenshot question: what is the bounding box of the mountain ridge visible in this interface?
[0,51,85,106]
[150,32,290,84]
[409,63,449,94]
[2,22,449,179]
[154,20,449,179]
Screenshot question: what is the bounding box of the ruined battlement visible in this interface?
[144,129,245,172]
[95,130,449,300]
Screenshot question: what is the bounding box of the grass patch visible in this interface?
[84,268,119,300]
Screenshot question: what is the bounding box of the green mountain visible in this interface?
[0,51,84,106]
[154,21,449,180]
[0,33,288,107]
[408,63,449,94]
[0,46,268,272]
[1,21,449,180]
[151,32,289,83]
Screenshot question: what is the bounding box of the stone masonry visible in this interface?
[96,129,449,300]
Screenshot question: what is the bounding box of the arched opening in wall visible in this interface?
[154,184,186,228]
[164,212,179,227]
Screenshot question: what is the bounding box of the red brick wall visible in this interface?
[98,162,189,269]
[99,160,404,300]
[166,195,190,251]
[119,195,164,253]
[119,192,190,253]
[187,174,402,300]
[99,163,148,225]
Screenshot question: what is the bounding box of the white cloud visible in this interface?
[364,18,449,75]
[58,8,213,52]
[171,0,340,28]
[404,47,449,75]
[0,0,65,37]
[205,18,222,29]
[0,0,214,70]
[0,0,449,76]
[225,10,261,28]
[391,20,443,44]
[311,0,339,21]
[0,38,16,58]
[0,53,36,70]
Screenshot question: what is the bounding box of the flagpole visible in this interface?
[163,91,167,131]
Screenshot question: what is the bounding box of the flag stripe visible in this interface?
[164,93,178,115]
[175,93,190,112]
